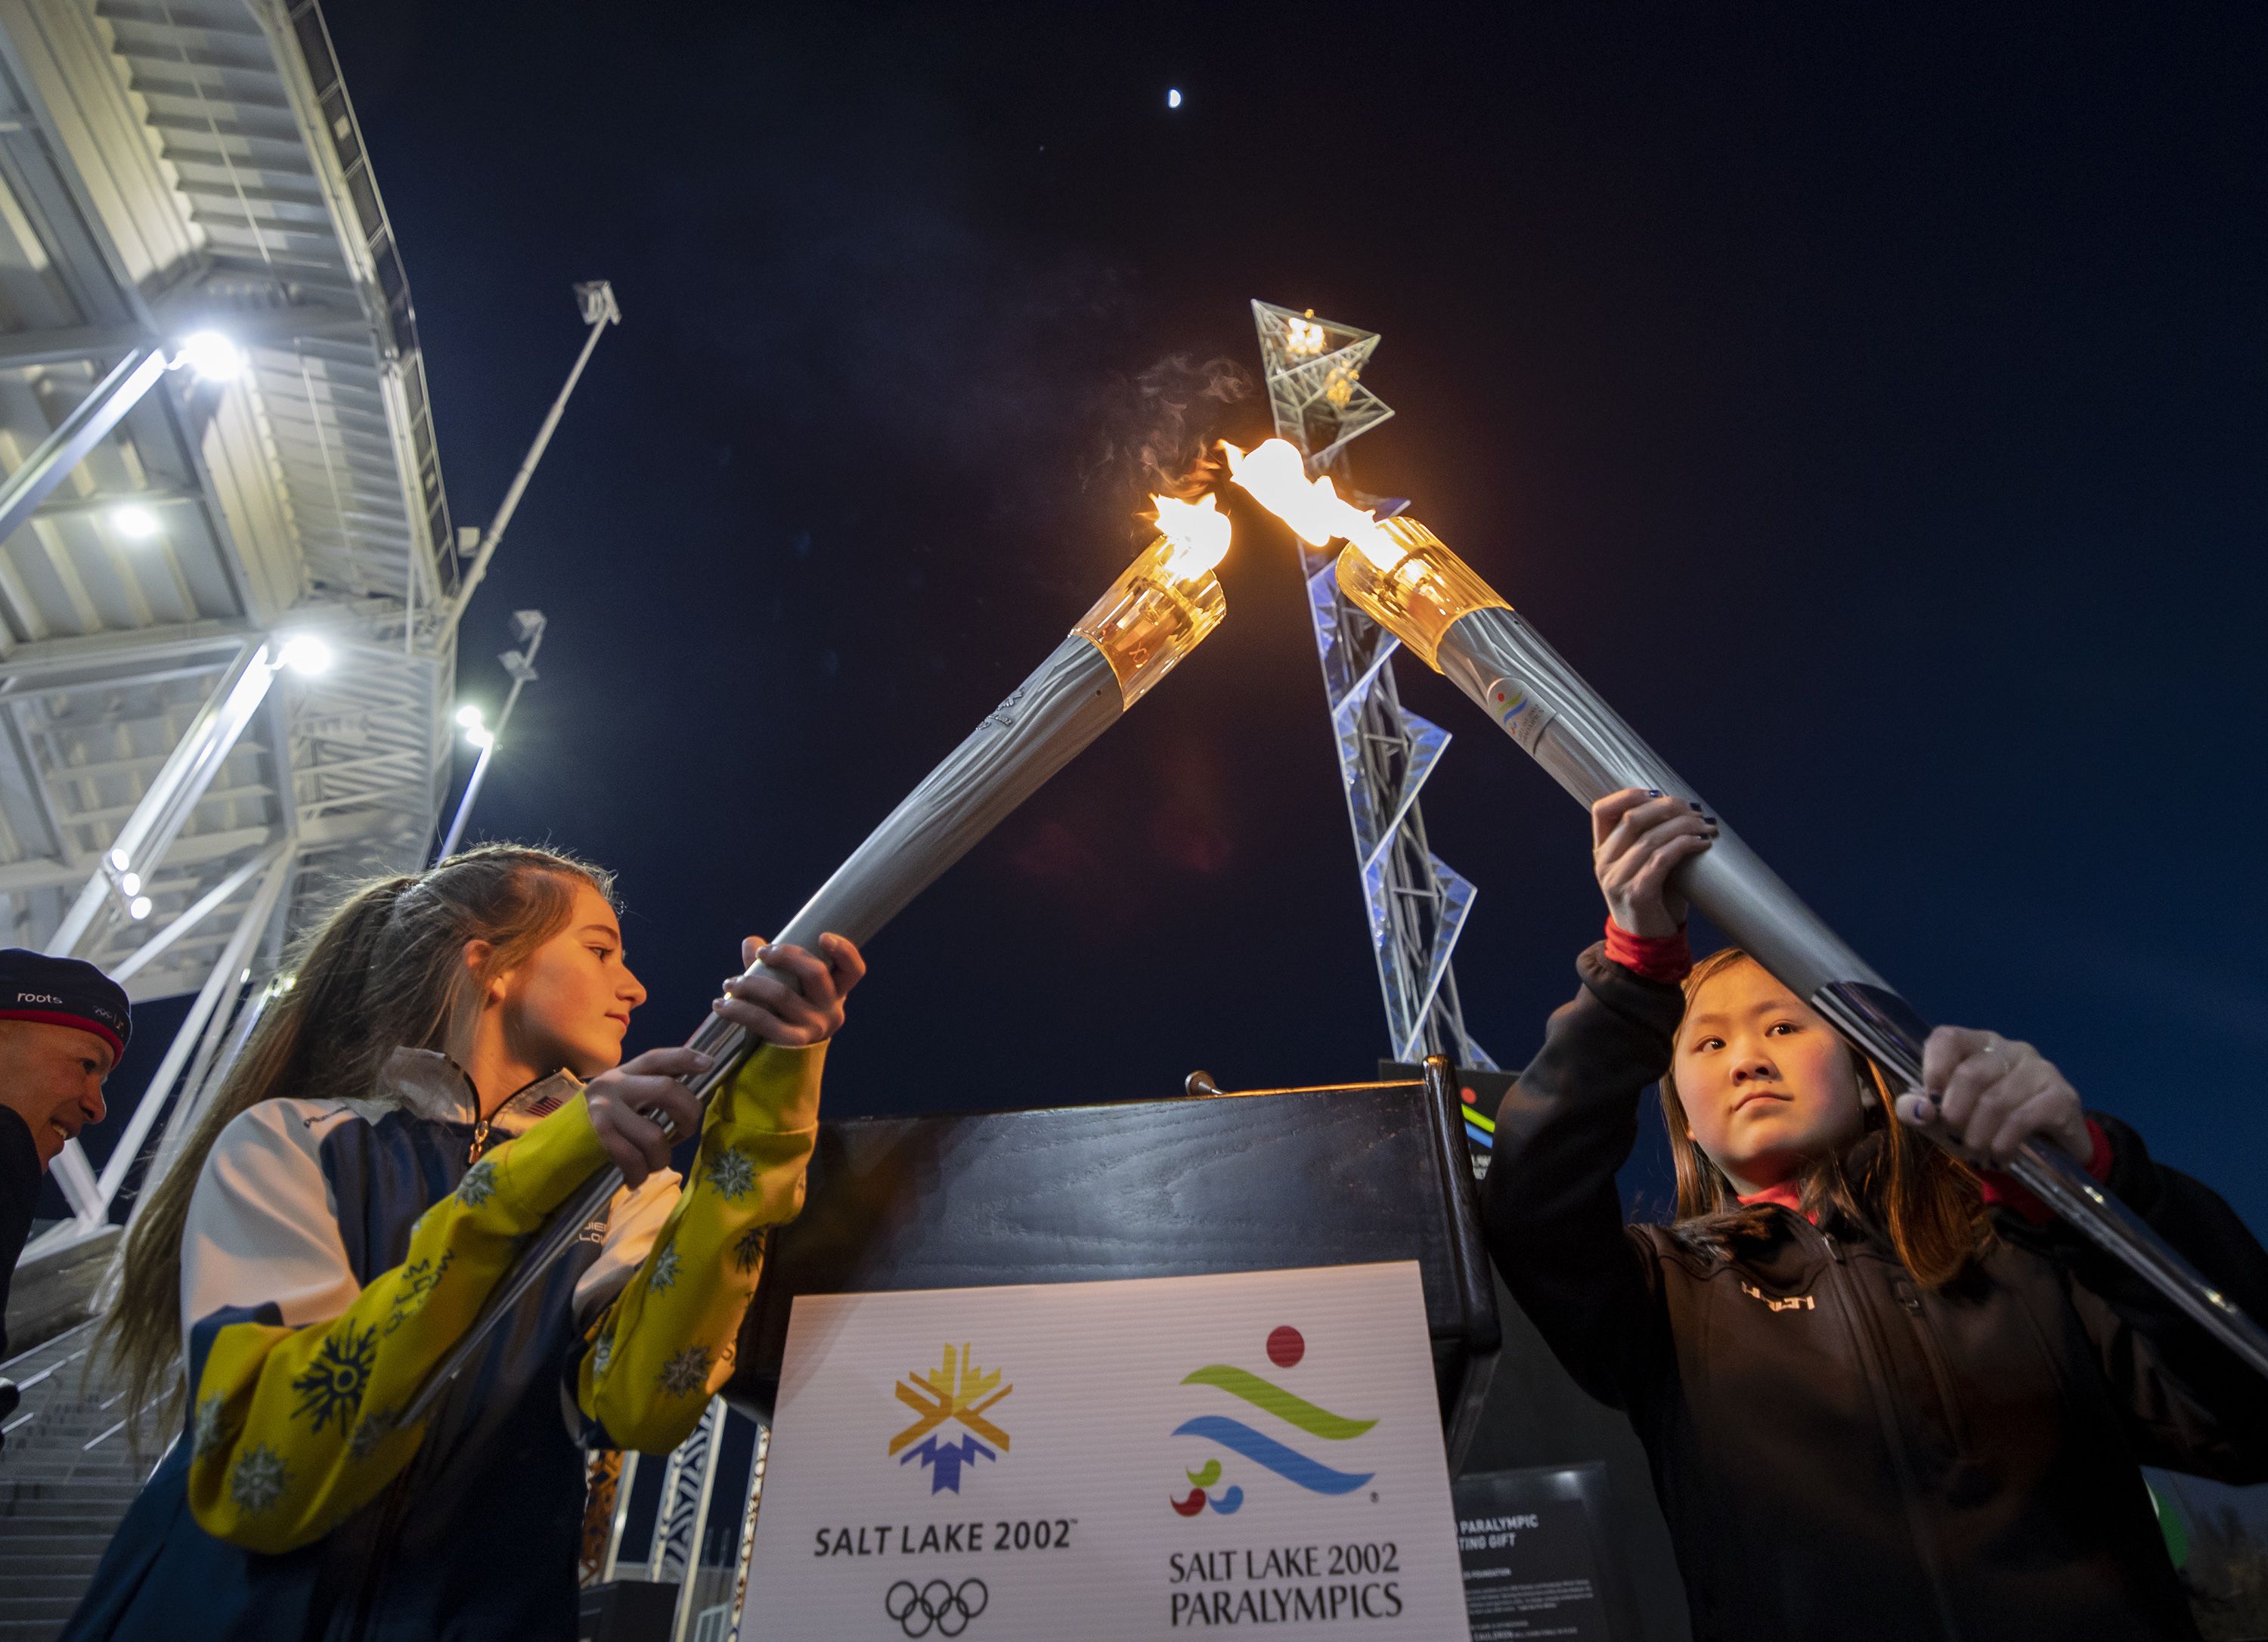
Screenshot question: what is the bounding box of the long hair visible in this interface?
[1659,946,1993,1288]
[101,843,615,1442]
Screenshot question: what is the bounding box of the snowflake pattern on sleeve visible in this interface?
[649,1236,681,1294]
[347,1404,401,1463]
[705,1145,756,1204]
[455,1158,498,1207]
[192,1395,231,1459]
[290,1321,378,1433]
[658,1347,710,1398]
[230,1444,291,1513]
[731,1224,766,1273]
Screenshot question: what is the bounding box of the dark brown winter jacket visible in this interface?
[1480,943,2268,1641]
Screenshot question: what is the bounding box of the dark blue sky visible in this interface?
[320,2,2266,1233]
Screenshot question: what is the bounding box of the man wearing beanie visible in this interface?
[0,949,131,1366]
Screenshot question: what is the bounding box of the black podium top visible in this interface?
[726,1067,1501,1468]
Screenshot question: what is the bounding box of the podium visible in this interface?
[725,1058,1501,1467]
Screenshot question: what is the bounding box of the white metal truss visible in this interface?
[595,1402,773,1642]
[0,0,466,1248]
[1251,300,1494,1070]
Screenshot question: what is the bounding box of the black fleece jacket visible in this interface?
[1481,944,2268,1642]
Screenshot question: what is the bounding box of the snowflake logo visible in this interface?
[649,1238,681,1293]
[591,1328,615,1380]
[192,1396,231,1458]
[231,1444,290,1514]
[292,1321,377,1433]
[349,1405,401,1462]
[732,1224,767,1273]
[658,1347,710,1398]
[456,1159,498,1208]
[706,1145,756,1204]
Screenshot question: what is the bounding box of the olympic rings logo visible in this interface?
[885,1578,989,1637]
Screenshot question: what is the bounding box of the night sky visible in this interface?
[317,4,2266,1233]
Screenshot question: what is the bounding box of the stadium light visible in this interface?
[276,634,332,676]
[110,504,160,540]
[175,330,247,383]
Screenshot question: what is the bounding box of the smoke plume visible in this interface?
[1086,355,1258,524]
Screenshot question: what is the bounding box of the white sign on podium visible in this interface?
[738,1262,1468,1640]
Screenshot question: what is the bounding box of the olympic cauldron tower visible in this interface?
[1250,301,1494,1074]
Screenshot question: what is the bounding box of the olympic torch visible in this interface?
[1226,437,2268,1380]
[404,495,1235,1420]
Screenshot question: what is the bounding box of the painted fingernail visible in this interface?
[1688,801,1703,811]
[1647,788,1662,797]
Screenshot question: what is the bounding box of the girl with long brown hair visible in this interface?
[1482,788,2268,1641]
[62,843,866,1641]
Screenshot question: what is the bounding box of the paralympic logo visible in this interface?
[888,1343,1013,1495]
[886,1578,988,1637]
[1170,1324,1377,1516]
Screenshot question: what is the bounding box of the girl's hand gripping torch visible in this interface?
[402,495,1235,1423]
[1226,437,2268,1382]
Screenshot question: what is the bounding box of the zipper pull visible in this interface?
[1821,1228,1846,1264]
[466,1116,492,1163]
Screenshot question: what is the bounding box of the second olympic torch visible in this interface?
[404,495,1235,1420]
[1227,437,2268,1381]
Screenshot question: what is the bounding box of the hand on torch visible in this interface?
[584,934,866,1186]
[1911,1025,2093,1170]
[1228,435,2268,1380]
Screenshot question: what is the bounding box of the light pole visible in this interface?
[444,282,619,640]
[438,609,545,860]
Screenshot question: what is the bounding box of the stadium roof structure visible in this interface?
[0,0,463,1232]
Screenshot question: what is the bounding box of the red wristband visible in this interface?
[1603,916,1693,984]
[2082,1116,2113,1182]
[1979,1118,2114,1225]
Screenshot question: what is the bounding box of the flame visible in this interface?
[1285,314,1327,356]
[1151,491,1232,579]
[1220,438,1399,570]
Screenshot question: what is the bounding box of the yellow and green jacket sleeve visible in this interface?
[578,1041,824,1451]
[184,1095,611,1554]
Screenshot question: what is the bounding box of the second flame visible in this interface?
[1221,438,1399,571]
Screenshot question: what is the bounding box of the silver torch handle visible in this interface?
[401,636,1131,1426]
[1433,600,2268,1382]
